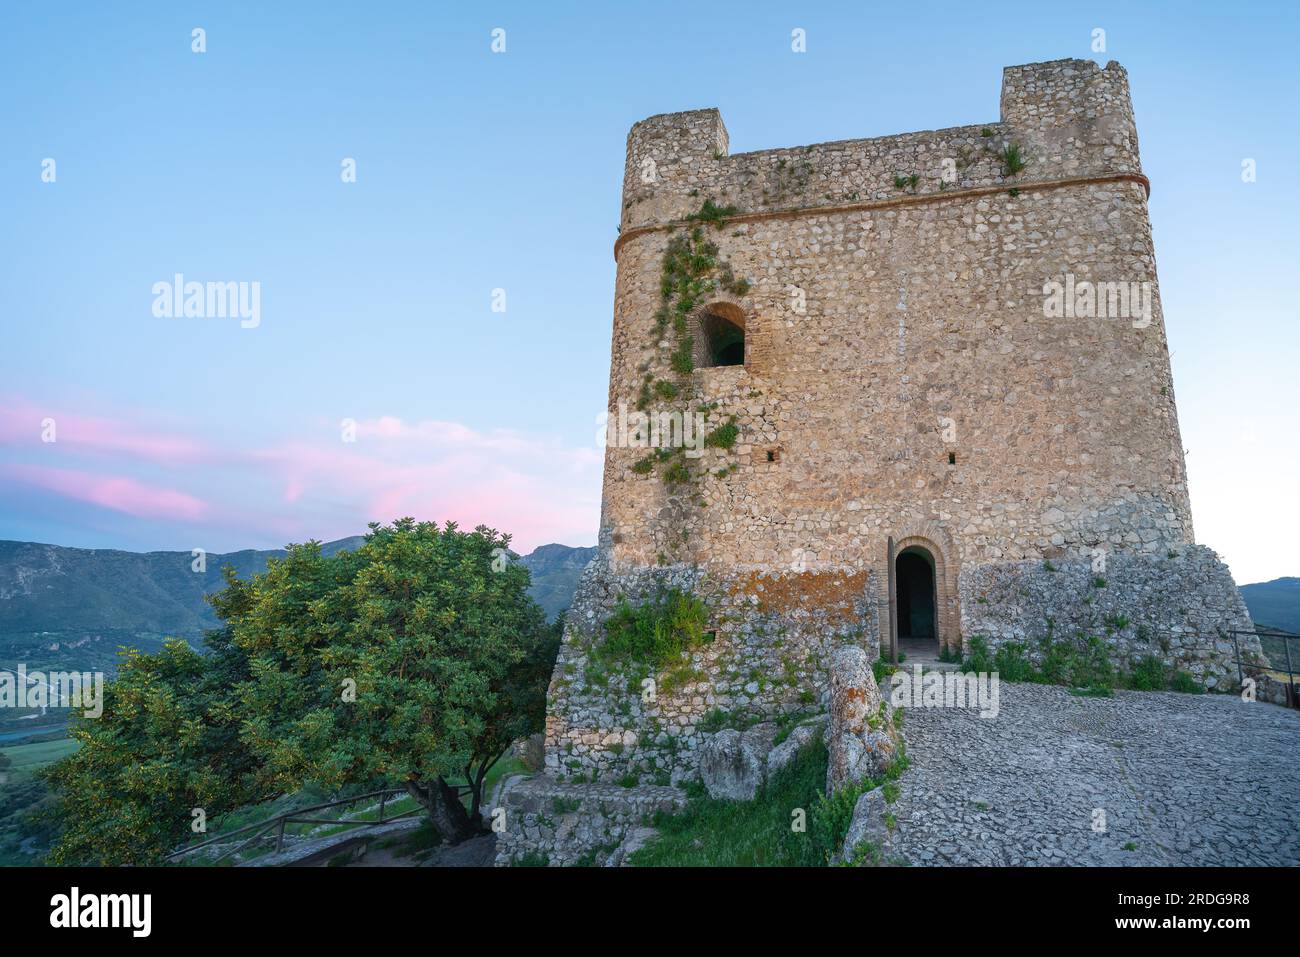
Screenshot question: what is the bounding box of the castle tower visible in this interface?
[546,59,1259,785]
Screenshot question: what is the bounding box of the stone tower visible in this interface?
[545,59,1259,785]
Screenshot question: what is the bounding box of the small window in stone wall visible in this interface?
[948,452,957,466]
[757,447,781,464]
[698,308,745,367]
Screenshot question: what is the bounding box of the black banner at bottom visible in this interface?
[0,864,1281,944]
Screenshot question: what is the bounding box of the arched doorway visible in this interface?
[896,546,938,658]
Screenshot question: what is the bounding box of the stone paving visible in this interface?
[887,683,1300,866]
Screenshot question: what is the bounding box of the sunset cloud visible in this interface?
[2,464,210,521]
[0,398,601,553]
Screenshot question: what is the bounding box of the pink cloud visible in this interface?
[0,401,600,552]
[0,397,208,465]
[250,418,601,549]
[2,464,209,521]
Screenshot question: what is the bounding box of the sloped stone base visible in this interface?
[959,545,1264,688]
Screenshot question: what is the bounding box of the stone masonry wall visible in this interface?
[544,551,878,784]
[492,775,685,867]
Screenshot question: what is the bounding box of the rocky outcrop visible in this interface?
[840,785,892,865]
[766,719,824,779]
[699,728,766,800]
[826,646,900,794]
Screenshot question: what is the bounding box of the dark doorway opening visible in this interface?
[896,547,937,655]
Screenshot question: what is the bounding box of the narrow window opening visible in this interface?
[948,452,957,465]
[700,310,745,367]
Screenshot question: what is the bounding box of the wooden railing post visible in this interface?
[275,817,286,854]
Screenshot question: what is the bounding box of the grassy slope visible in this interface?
[0,737,79,865]
[630,739,901,867]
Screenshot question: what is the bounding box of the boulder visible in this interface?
[766,719,825,779]
[699,729,765,800]
[740,721,779,757]
[605,826,658,867]
[825,645,900,794]
[840,785,891,865]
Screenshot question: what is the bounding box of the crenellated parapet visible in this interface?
[618,59,1145,241]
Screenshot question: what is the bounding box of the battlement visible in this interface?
[620,59,1142,237]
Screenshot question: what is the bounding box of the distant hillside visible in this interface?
[0,537,595,675]
[1240,577,1300,634]
[0,537,365,674]
[518,543,598,621]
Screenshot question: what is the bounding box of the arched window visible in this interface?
[698,304,745,368]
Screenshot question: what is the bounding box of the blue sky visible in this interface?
[0,1,1296,584]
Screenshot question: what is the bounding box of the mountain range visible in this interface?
[1238,577,1300,634]
[0,537,595,676]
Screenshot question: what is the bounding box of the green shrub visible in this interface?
[685,199,739,226]
[662,460,691,484]
[599,588,709,676]
[961,635,996,673]
[1037,633,1073,685]
[703,417,739,450]
[652,378,679,400]
[1170,670,1204,694]
[1127,655,1168,691]
[1000,142,1026,175]
[992,642,1034,682]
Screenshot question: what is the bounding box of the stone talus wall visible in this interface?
[959,545,1264,687]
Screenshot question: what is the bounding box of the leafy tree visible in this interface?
[218,519,556,843]
[42,629,265,865]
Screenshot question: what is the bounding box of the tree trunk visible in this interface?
[467,752,498,824]
[406,776,476,844]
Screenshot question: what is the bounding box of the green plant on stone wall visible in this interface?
[633,199,753,496]
[595,588,710,688]
[999,142,1027,175]
[703,417,740,450]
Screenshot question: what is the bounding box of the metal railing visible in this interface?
[164,785,464,866]
[1229,628,1299,699]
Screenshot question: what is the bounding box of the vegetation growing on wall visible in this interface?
[633,199,751,492]
[593,587,710,688]
[961,632,1204,696]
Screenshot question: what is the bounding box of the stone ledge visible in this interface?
[493,775,686,867]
